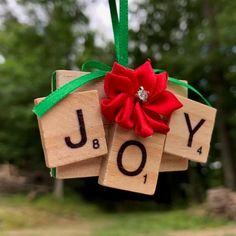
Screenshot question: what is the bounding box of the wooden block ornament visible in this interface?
[53,70,189,174]
[34,91,107,168]
[32,0,218,197]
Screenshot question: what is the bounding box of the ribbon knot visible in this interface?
[101,60,183,137]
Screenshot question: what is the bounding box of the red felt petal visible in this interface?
[143,90,183,118]
[115,96,135,129]
[143,111,170,134]
[149,72,168,100]
[133,102,153,138]
[101,93,128,122]
[104,72,133,98]
[134,60,156,95]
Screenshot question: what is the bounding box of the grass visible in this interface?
[0,193,234,236]
[95,210,231,236]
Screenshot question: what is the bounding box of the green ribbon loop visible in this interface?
[33,0,211,118]
[168,77,211,107]
[82,60,112,72]
[109,0,128,66]
[154,68,165,73]
[109,0,119,58]
[118,0,128,66]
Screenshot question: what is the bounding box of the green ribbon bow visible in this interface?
[33,0,211,118]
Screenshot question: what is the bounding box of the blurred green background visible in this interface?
[0,0,236,235]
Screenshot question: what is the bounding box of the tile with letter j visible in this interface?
[51,70,111,178]
[34,91,107,168]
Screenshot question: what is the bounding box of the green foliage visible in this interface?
[0,1,93,167]
[0,1,115,168]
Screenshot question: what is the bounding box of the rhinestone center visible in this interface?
[137,86,149,102]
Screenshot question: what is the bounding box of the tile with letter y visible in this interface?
[98,125,165,195]
[34,91,107,168]
[160,81,189,172]
[164,95,217,163]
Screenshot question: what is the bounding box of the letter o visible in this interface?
[117,140,147,176]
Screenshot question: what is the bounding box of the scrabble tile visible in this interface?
[160,81,189,172]
[98,126,165,195]
[53,70,110,125]
[159,153,188,172]
[35,91,107,168]
[55,157,102,179]
[164,95,217,163]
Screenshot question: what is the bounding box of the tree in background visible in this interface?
[0,0,91,167]
[0,0,91,198]
[129,0,236,195]
[0,0,116,198]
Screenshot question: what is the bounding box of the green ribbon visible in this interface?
[168,77,211,106]
[109,0,119,59]
[33,0,211,118]
[33,70,106,117]
[82,60,111,72]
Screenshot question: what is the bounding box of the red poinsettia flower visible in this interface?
[101,60,183,138]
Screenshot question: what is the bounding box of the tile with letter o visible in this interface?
[98,125,165,195]
[164,95,217,163]
[34,91,107,168]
